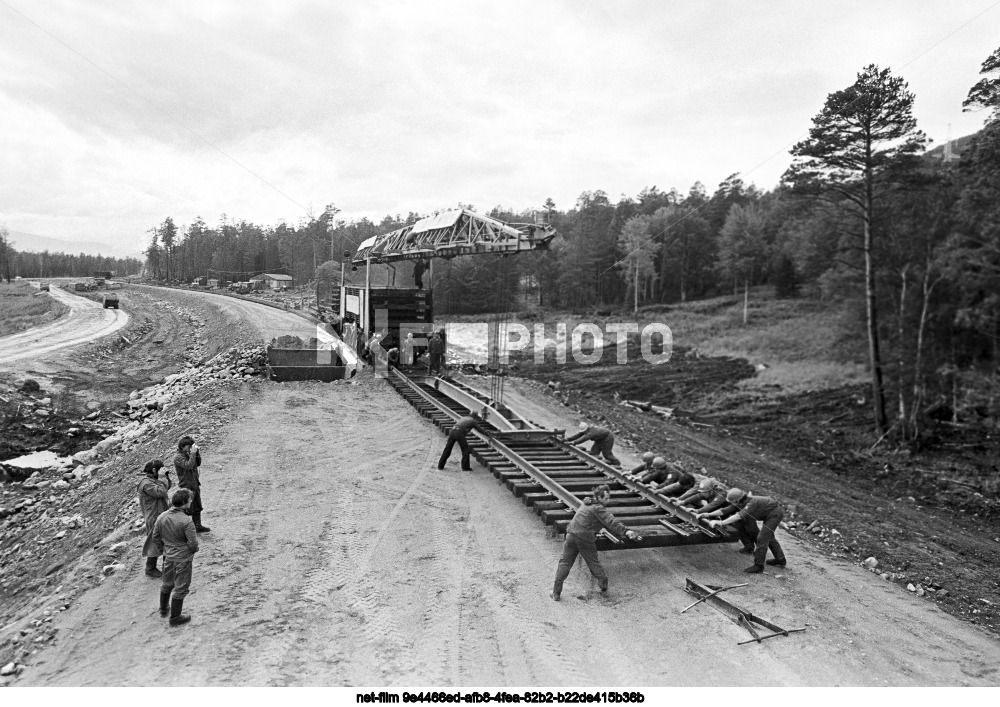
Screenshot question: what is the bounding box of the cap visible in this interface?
[578,422,589,431]
[726,488,748,505]
[652,456,667,468]
[641,452,655,462]
[699,477,716,491]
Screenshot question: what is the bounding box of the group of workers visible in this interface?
[136,435,211,627]
[435,411,788,599]
[551,444,787,598]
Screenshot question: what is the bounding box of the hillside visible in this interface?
[4,231,142,259]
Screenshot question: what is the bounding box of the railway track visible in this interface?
[389,368,736,552]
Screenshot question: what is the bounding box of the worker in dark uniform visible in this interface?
[413,259,426,289]
[705,488,787,573]
[564,422,621,466]
[428,332,444,375]
[174,436,209,533]
[438,408,486,471]
[552,485,641,601]
[153,489,199,626]
[651,466,697,497]
[634,457,673,485]
[678,477,728,510]
[137,459,171,578]
[628,452,656,477]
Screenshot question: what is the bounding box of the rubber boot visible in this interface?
[145,556,162,578]
[599,579,609,593]
[169,597,191,626]
[159,590,171,617]
[192,513,210,533]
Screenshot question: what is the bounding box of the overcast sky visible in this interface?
[1,0,997,255]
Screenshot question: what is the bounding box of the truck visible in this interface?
[39,283,50,292]
[102,292,120,309]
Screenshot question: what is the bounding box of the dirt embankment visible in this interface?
[504,341,1000,637]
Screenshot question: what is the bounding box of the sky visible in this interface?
[0,0,998,256]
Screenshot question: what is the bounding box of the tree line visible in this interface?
[136,45,997,441]
[0,230,142,281]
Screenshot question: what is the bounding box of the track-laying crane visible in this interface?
[342,208,556,404]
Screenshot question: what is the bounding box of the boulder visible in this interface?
[863,557,878,569]
[52,480,69,491]
[72,449,99,466]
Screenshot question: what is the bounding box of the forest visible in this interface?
[2,47,998,443]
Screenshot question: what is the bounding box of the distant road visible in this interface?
[0,285,129,366]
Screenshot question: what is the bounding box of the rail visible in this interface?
[388,368,736,551]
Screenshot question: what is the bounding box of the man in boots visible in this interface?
[174,435,209,532]
[137,459,171,577]
[438,408,486,471]
[551,485,640,601]
[153,489,199,626]
[705,488,787,573]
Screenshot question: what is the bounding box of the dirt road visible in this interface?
[17,376,1000,686]
[0,285,129,366]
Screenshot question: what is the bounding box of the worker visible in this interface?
[650,465,697,497]
[428,332,444,375]
[634,457,673,485]
[628,452,656,477]
[680,478,730,512]
[438,408,487,471]
[705,489,787,573]
[564,422,621,467]
[152,488,199,626]
[174,435,209,533]
[137,459,171,578]
[413,259,426,289]
[552,485,641,601]
[402,332,415,366]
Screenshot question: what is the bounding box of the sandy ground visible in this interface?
[16,374,1000,687]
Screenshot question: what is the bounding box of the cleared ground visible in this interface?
[16,376,1000,687]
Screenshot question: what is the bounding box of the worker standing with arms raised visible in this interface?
[552,485,641,600]
[174,435,210,533]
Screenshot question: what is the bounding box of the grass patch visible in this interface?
[0,281,69,337]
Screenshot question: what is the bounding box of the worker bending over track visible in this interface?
[704,488,787,574]
[438,408,487,471]
[565,422,621,467]
[552,485,640,601]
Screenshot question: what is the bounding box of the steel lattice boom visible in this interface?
[352,209,555,264]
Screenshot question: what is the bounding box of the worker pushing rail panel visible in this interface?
[388,368,736,552]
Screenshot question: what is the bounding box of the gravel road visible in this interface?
[0,286,129,366]
[15,376,1000,687]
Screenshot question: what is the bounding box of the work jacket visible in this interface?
[566,497,629,542]
[137,474,171,556]
[174,449,202,490]
[568,425,613,444]
[451,415,482,437]
[152,507,200,562]
[733,495,783,523]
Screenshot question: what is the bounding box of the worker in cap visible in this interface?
[703,488,787,573]
[564,421,621,467]
[650,464,697,497]
[627,452,657,477]
[438,407,487,471]
[677,477,728,511]
[174,435,209,533]
[551,485,641,601]
[635,456,672,486]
